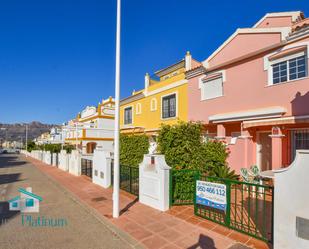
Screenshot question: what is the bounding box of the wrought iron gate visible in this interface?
[111,164,139,196]
[81,158,93,178]
[194,175,273,242]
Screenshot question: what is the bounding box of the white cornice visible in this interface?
[145,79,187,97]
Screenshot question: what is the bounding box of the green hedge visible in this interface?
[157,121,232,176]
[27,143,74,154]
[120,134,149,167]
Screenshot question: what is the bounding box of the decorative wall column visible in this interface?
[270,126,285,170]
[216,124,226,140]
[240,129,253,169]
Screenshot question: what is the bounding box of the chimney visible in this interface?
[185,51,192,71]
[145,73,150,89]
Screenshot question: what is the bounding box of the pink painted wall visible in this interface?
[208,33,281,67]
[188,39,309,123]
[227,138,255,173]
[255,16,293,28]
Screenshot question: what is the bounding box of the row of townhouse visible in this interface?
[119,11,309,173]
[34,127,63,145]
[62,97,115,155]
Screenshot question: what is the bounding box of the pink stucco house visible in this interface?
[187,11,309,173]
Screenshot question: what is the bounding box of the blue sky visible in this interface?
[1,0,308,124]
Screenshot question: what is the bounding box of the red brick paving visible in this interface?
[25,156,272,249]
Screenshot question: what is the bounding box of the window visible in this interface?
[150,98,157,111]
[124,107,132,124]
[200,77,223,100]
[162,94,176,119]
[291,129,309,161]
[12,202,18,208]
[26,198,34,207]
[272,55,307,84]
[289,56,306,80]
[163,75,170,80]
[136,103,141,114]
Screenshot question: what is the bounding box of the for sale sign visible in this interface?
[196,180,227,211]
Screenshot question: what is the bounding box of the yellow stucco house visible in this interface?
[120,52,200,137]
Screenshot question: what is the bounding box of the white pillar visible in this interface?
[139,154,171,211]
[93,149,113,188]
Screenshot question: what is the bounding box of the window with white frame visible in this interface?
[150,98,157,111]
[124,106,132,125]
[136,103,141,114]
[291,129,309,161]
[272,54,307,84]
[200,77,223,100]
[162,94,176,119]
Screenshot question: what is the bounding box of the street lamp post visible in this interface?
[75,123,78,151]
[113,0,121,218]
[25,124,28,157]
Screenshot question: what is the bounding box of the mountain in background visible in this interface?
[0,121,59,142]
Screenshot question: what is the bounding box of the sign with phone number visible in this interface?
[196,180,227,211]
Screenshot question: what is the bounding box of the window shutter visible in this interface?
[201,77,223,100]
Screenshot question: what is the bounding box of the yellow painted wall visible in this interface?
[120,72,188,134]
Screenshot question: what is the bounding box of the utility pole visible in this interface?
[113,0,121,218]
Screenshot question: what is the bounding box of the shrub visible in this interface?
[43,144,62,153]
[157,121,205,170]
[201,140,229,172]
[26,141,36,152]
[63,144,74,153]
[157,121,236,179]
[120,134,149,167]
[210,165,239,180]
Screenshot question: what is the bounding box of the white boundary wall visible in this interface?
[274,150,309,249]
[58,150,69,171]
[52,153,57,166]
[43,151,52,165]
[92,149,113,188]
[68,150,81,176]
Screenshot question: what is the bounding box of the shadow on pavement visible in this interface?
[0,173,23,185]
[0,155,26,168]
[0,201,19,226]
[120,197,138,216]
[187,234,217,249]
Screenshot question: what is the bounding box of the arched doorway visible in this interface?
[86,142,97,154]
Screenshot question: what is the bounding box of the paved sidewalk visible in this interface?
[25,155,270,249]
[0,154,135,249]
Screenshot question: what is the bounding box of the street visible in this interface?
[0,154,135,249]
